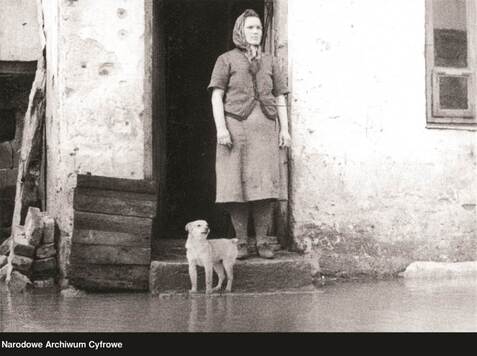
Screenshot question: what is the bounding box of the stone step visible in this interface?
[150,250,312,294]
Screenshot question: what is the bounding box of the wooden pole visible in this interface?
[8,0,47,267]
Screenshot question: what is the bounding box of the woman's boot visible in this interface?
[227,203,250,260]
[252,200,274,259]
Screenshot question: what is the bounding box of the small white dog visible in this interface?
[185,220,238,294]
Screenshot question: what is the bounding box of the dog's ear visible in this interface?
[185,222,191,232]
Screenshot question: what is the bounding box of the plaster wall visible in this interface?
[0,0,42,61]
[288,0,477,274]
[43,0,147,278]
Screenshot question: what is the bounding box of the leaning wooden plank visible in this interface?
[7,51,46,273]
[73,211,153,236]
[0,237,11,256]
[69,264,149,283]
[11,55,46,230]
[74,187,157,218]
[70,243,150,265]
[5,0,46,284]
[73,229,150,247]
[76,174,156,194]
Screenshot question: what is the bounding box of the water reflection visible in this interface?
[188,296,232,332]
[1,279,476,332]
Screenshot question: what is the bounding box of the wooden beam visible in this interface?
[10,57,45,228]
[68,276,149,291]
[144,0,153,180]
[74,187,157,218]
[70,175,156,290]
[73,229,150,248]
[69,264,149,283]
[76,174,156,194]
[7,51,46,284]
[74,211,153,236]
[70,243,151,265]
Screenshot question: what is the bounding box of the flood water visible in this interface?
[1,278,476,332]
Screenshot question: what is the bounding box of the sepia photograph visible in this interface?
[0,0,476,342]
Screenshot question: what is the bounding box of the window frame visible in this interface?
[426,0,477,129]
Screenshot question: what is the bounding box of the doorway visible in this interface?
[153,0,267,240]
[0,65,35,242]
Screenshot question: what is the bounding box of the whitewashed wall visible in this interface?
[43,0,147,277]
[0,0,42,61]
[288,0,476,266]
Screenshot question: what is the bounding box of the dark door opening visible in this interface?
[0,67,35,242]
[154,0,265,239]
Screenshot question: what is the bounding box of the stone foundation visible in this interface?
[2,207,58,292]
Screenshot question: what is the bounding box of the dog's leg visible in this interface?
[204,262,213,294]
[223,261,234,293]
[189,263,198,293]
[212,263,225,292]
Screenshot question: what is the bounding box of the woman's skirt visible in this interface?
[215,104,288,203]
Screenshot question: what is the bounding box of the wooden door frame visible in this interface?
[263,0,291,248]
[144,0,154,180]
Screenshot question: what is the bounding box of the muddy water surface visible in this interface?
[1,278,476,332]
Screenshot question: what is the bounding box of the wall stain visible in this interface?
[117,8,127,18]
[98,62,114,76]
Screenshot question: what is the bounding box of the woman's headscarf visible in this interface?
[232,9,262,68]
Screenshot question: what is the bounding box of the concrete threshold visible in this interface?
[149,250,313,295]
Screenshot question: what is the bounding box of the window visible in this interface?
[426,0,476,128]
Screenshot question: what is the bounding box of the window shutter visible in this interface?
[432,67,475,120]
[426,0,476,127]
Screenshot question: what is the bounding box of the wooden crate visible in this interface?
[69,174,156,291]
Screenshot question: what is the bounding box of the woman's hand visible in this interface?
[279,130,291,148]
[217,129,233,149]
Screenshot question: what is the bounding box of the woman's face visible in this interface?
[243,16,262,46]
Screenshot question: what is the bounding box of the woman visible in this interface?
[208,9,291,259]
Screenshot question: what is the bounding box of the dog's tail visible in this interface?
[230,238,239,244]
